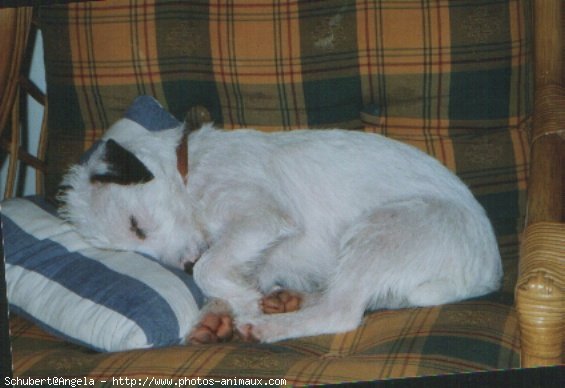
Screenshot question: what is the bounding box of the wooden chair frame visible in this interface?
[0,6,47,200]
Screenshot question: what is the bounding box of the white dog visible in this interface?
[59,116,502,343]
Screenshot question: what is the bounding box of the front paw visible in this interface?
[187,312,234,344]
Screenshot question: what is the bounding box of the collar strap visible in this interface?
[176,131,189,184]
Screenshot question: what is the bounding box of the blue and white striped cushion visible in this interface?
[2,197,204,352]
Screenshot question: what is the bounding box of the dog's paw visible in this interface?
[260,290,302,314]
[187,312,234,344]
[235,316,291,343]
[236,323,260,343]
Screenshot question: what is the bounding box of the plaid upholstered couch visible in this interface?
[2,0,563,384]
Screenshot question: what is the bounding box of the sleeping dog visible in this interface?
[59,106,502,343]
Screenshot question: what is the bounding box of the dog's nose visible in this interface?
[184,261,195,275]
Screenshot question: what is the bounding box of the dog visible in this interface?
[59,115,502,344]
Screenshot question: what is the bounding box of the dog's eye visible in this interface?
[129,216,147,240]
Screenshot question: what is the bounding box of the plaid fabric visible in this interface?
[11,294,519,383]
[38,0,532,198]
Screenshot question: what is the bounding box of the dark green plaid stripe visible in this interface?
[155,2,223,123]
[298,0,363,127]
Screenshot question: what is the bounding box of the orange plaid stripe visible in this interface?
[357,0,452,77]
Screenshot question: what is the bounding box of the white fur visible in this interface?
[60,120,502,343]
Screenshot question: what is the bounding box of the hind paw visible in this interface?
[261,290,302,314]
[187,312,234,344]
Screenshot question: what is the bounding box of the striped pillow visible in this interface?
[2,197,204,352]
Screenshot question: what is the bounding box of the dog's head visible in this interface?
[58,118,208,270]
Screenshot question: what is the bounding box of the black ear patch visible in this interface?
[90,139,155,185]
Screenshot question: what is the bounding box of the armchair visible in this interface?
[1,0,562,383]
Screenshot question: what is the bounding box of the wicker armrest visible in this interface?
[516,81,565,367]
[516,223,564,367]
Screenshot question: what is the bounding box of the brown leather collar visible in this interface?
[176,131,189,184]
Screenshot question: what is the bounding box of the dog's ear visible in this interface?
[90,139,155,185]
